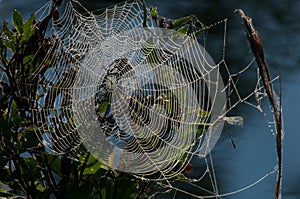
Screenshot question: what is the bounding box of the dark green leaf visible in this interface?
[196,126,203,138]
[22,157,42,180]
[0,36,5,51]
[0,152,8,169]
[0,117,10,135]
[22,14,35,42]
[23,54,34,65]
[0,168,14,183]
[4,39,15,52]
[66,184,94,199]
[12,9,23,35]
[44,153,62,176]
[91,188,101,199]
[11,100,21,126]
[101,178,114,198]
[2,21,16,51]
[0,190,13,197]
[2,21,14,40]
[19,126,39,149]
[116,178,139,199]
[0,36,8,65]
[173,16,192,28]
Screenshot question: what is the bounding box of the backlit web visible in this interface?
[29,0,280,198]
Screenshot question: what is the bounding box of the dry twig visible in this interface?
[235,9,283,199]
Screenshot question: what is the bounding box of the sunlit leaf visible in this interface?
[22,14,35,42]
[23,54,34,65]
[34,181,45,192]
[12,10,23,35]
[150,7,158,19]
[177,25,189,35]
[173,16,192,28]
[97,100,109,115]
[194,27,210,37]
[197,108,210,117]
[83,155,107,175]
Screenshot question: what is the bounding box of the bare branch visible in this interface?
[235,9,283,199]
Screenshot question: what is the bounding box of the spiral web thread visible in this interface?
[27,0,280,198]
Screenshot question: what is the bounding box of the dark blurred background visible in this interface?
[0,0,299,198]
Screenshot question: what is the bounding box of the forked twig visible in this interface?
[235,9,283,199]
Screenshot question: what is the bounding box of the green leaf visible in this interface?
[44,154,62,176]
[11,100,21,126]
[0,190,13,197]
[2,21,16,51]
[0,117,11,135]
[2,21,14,39]
[22,14,35,42]
[101,178,114,198]
[23,54,34,65]
[12,9,23,35]
[19,126,39,150]
[197,108,210,117]
[0,168,14,184]
[83,155,107,175]
[66,184,94,199]
[196,126,203,138]
[0,152,8,169]
[116,178,139,199]
[142,39,166,66]
[22,157,42,180]
[34,181,45,192]
[177,25,189,35]
[0,35,5,50]
[0,36,8,66]
[97,100,109,115]
[173,16,192,29]
[150,7,158,19]
[194,27,210,37]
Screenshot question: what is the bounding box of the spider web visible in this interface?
[29,0,280,198]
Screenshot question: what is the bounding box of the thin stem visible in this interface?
[79,152,90,180]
